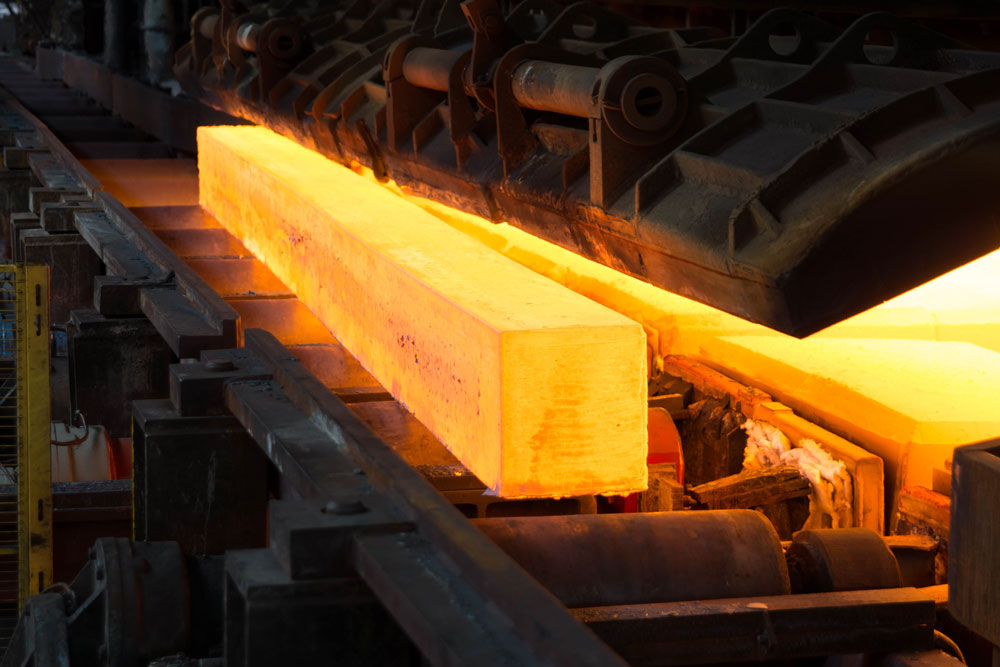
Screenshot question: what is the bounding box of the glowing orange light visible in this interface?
[199,125,1000,503]
[82,159,200,207]
[345,159,1000,357]
[342,161,1000,499]
[197,126,648,499]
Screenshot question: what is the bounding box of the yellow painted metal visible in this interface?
[15,265,51,607]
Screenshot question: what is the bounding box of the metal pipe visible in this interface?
[510,60,599,117]
[474,510,790,608]
[402,52,677,134]
[198,14,220,40]
[401,47,464,92]
[236,22,261,53]
[400,51,600,115]
[786,529,903,594]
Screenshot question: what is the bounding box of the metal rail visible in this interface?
[0,54,630,666]
[0,52,945,666]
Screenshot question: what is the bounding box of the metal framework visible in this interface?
[0,46,968,667]
[174,1,1000,337]
[0,265,50,651]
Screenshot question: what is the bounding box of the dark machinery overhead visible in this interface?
[174,0,1000,336]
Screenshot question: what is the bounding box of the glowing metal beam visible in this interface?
[198,125,648,498]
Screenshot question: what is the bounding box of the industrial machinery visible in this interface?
[0,0,992,666]
[173,0,1000,336]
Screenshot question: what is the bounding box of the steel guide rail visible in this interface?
[0,88,240,358]
[0,56,942,666]
[0,57,629,665]
[218,331,628,665]
[574,587,936,665]
[0,56,601,515]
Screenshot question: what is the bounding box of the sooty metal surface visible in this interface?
[176,2,1000,336]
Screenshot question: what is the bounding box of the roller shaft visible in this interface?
[475,510,790,607]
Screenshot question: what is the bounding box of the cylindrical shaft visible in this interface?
[475,510,790,608]
[786,529,902,594]
[401,47,464,92]
[510,60,600,117]
[236,22,260,52]
[198,14,220,40]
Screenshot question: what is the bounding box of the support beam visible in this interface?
[132,399,268,555]
[198,125,647,498]
[574,588,935,666]
[21,230,102,324]
[67,309,174,436]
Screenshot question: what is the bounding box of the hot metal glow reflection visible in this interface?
[343,158,1000,497]
[198,125,648,499]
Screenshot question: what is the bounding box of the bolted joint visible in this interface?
[270,497,414,581]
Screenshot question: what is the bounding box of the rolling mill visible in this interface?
[0,0,993,665]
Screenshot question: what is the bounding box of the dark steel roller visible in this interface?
[510,60,600,118]
[176,4,1000,336]
[786,528,903,594]
[474,510,789,607]
[402,47,464,92]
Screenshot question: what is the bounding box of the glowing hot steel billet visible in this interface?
[198,125,648,499]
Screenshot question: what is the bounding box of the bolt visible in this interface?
[352,468,364,475]
[95,566,104,581]
[206,359,236,372]
[322,500,368,515]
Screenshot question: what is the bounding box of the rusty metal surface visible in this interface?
[214,331,629,665]
[0,46,963,666]
[0,59,241,356]
[949,438,1000,646]
[176,2,1000,336]
[574,587,936,665]
[0,538,224,667]
[786,528,903,593]
[474,510,790,606]
[688,466,810,538]
[50,480,132,586]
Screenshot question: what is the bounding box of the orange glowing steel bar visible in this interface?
[197,125,648,499]
[697,336,1000,499]
[344,160,1000,359]
[361,167,1000,512]
[400,192,1000,358]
